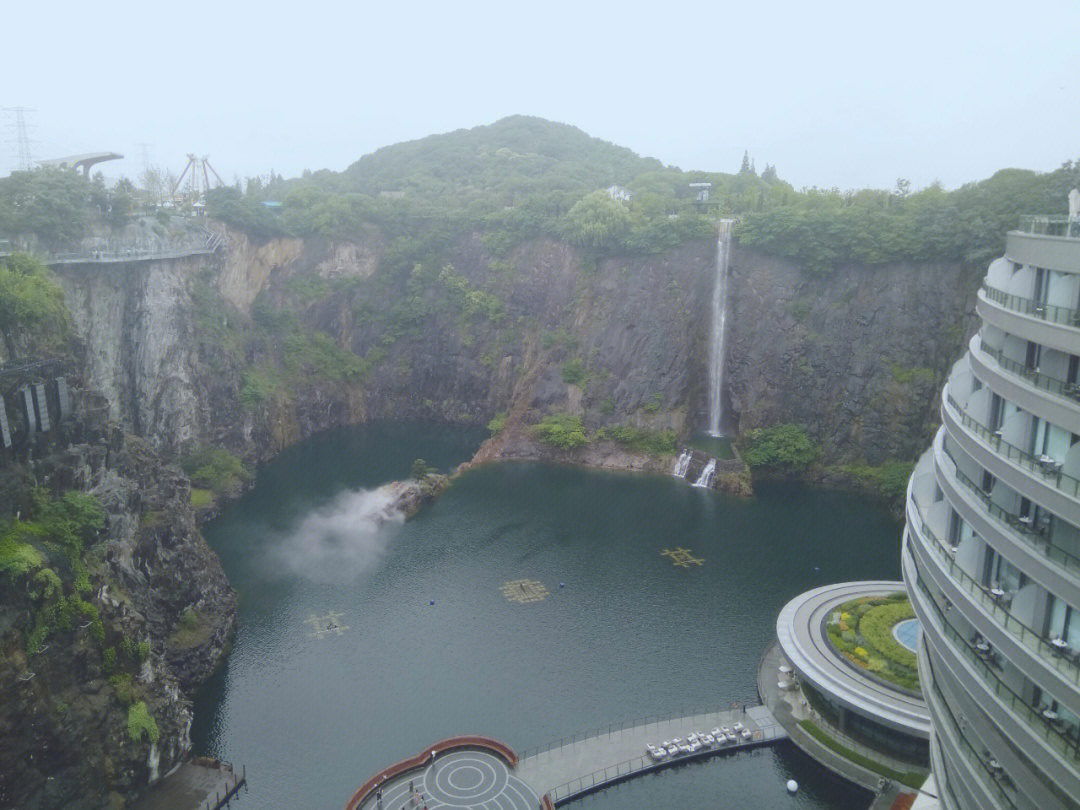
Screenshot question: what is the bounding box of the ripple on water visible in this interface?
[191,423,898,810]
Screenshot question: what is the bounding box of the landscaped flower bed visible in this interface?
[825,592,921,693]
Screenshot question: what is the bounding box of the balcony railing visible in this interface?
[912,570,1080,764]
[981,284,1080,328]
[1018,216,1080,240]
[941,441,1080,576]
[977,338,1080,405]
[924,656,1021,810]
[907,490,1080,688]
[943,392,1080,499]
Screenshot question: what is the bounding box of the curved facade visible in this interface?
[903,219,1080,810]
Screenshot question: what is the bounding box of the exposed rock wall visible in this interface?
[50,227,985,472]
[726,249,982,464]
[0,375,234,810]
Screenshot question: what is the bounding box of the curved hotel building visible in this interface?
[903,215,1080,809]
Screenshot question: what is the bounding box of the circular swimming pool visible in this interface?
[892,618,920,652]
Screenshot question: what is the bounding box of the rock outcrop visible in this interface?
[0,372,235,810]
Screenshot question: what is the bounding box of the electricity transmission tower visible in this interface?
[3,107,36,171]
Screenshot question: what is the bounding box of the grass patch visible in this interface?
[741,423,818,470]
[532,414,590,450]
[190,488,215,509]
[607,424,676,455]
[798,720,926,788]
[561,358,588,385]
[487,411,507,435]
[834,461,915,499]
[179,447,252,494]
[126,701,160,744]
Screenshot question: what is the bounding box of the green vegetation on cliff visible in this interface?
[0,253,74,355]
[532,413,590,449]
[0,489,107,653]
[179,446,252,494]
[740,424,819,471]
[736,163,1080,273]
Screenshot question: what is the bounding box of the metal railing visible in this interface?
[1018,216,1080,240]
[977,338,1080,404]
[980,283,1080,328]
[517,704,755,760]
[943,391,1080,498]
[924,658,1021,810]
[940,440,1080,576]
[913,571,1080,763]
[907,488,1080,688]
[544,723,785,803]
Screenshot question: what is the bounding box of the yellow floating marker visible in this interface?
[501,579,549,604]
[660,547,704,568]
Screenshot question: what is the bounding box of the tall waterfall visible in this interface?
[672,450,691,478]
[706,220,736,436]
[693,458,717,489]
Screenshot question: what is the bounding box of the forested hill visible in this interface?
[206,116,785,258]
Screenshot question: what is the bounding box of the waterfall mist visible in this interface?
[271,485,403,582]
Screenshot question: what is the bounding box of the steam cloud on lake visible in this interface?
[273,485,403,582]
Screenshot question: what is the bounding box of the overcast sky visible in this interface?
[5,0,1079,191]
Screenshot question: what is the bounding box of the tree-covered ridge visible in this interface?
[736,163,1080,274]
[207,116,780,255]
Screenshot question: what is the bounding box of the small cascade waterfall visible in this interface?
[693,458,717,489]
[672,450,691,478]
[706,220,736,436]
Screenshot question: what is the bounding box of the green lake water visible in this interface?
[192,422,899,809]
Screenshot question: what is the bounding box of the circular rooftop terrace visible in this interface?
[776,580,931,740]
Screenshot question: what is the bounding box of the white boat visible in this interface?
[666,744,678,756]
[702,733,716,747]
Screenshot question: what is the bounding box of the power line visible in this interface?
[3,107,37,171]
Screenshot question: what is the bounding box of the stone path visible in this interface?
[133,760,244,810]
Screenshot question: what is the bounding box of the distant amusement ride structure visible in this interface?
[172,153,225,202]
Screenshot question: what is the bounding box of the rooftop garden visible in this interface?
[825,592,921,694]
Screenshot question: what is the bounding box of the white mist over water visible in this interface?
[706,220,735,437]
[272,485,404,582]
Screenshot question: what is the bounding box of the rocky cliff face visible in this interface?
[726,249,981,464]
[51,226,983,474]
[53,229,716,469]
[0,369,235,810]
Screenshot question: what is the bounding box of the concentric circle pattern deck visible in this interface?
[363,751,538,810]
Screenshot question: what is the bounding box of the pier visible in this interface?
[133,758,245,810]
[345,705,787,809]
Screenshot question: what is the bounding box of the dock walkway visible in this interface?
[517,705,787,804]
[133,759,245,810]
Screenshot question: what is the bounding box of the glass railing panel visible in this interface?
[939,441,1080,576]
[925,657,1021,810]
[908,491,1080,687]
[943,392,1080,498]
[981,283,1080,328]
[913,570,1080,764]
[977,338,1080,404]
[1018,216,1080,240]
